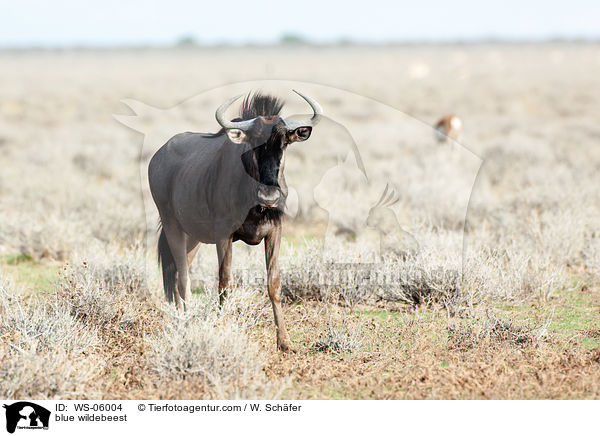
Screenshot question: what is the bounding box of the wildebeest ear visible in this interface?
[226,129,247,144]
[288,126,312,143]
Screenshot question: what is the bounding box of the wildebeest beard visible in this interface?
[241,125,288,224]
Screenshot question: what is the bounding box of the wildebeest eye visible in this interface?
[226,128,246,144]
[294,127,312,141]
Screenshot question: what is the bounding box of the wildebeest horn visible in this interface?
[373,184,400,208]
[284,90,323,130]
[215,94,257,131]
[374,184,390,208]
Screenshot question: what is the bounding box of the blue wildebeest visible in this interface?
[148,90,322,352]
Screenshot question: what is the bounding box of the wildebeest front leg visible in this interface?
[265,228,293,352]
[216,236,233,307]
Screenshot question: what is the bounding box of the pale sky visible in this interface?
[2,0,599,47]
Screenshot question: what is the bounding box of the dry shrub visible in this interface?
[583,328,600,339]
[2,250,283,399]
[372,262,462,308]
[0,295,98,355]
[279,229,570,316]
[147,290,286,399]
[463,241,568,303]
[0,251,165,399]
[313,319,363,353]
[280,241,325,302]
[0,277,103,398]
[281,238,467,314]
[57,249,159,329]
[582,233,600,283]
[0,349,103,399]
[448,314,548,351]
[54,252,165,396]
[0,214,81,261]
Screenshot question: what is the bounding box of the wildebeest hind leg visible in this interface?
[163,223,191,310]
[186,239,201,295]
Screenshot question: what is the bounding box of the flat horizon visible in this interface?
[2,36,600,51]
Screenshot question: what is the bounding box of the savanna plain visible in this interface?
[1,44,599,399]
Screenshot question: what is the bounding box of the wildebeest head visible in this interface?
[215,90,322,209]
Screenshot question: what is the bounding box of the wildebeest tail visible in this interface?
[158,227,176,303]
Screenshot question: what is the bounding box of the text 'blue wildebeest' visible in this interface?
[148,90,322,352]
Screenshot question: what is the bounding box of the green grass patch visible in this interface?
[549,286,600,336]
[0,254,59,294]
[582,337,600,350]
[192,287,209,295]
[357,309,404,321]
[494,281,600,348]
[2,253,33,265]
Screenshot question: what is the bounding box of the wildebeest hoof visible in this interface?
[278,341,296,354]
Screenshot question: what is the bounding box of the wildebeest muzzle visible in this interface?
[257,184,283,208]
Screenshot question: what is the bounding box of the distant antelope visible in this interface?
[434,114,462,143]
[366,184,419,259]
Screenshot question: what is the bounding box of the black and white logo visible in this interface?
[3,402,50,434]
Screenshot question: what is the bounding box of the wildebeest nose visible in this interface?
[257,185,281,207]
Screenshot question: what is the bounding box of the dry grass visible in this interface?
[0,276,103,398]
[0,255,285,399]
[1,44,599,399]
[446,314,547,351]
[258,302,600,399]
[312,318,363,353]
[148,295,286,399]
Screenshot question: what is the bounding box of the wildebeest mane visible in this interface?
[239,91,284,120]
[205,91,285,138]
